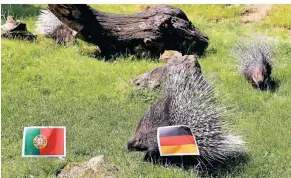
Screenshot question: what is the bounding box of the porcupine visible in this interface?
[231,36,273,90]
[127,66,245,168]
[35,10,77,44]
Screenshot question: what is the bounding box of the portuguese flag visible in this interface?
[157,125,199,156]
[22,127,66,157]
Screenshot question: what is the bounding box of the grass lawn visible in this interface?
[1,4,291,178]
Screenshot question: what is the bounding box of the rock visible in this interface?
[134,51,201,89]
[57,164,87,178]
[87,155,105,172]
[57,155,117,178]
[134,65,169,90]
[159,50,183,62]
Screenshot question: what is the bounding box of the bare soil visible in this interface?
[242,4,272,23]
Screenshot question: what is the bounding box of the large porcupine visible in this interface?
[127,67,245,168]
[35,10,77,44]
[231,36,273,90]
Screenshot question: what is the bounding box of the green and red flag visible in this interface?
[157,125,199,156]
[22,126,66,157]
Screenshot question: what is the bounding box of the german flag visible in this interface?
[157,125,199,156]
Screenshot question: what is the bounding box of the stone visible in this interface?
[134,51,201,89]
[159,50,183,62]
[87,155,105,172]
[57,155,117,178]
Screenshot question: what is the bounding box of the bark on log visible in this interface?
[48,4,209,59]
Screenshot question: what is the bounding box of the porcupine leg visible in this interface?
[144,149,160,164]
[265,77,271,90]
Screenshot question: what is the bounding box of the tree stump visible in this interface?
[48,4,209,59]
[1,16,36,41]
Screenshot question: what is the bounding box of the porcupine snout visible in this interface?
[253,68,264,87]
[127,134,149,152]
[127,140,148,152]
[248,67,266,89]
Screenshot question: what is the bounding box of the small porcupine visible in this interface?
[231,35,273,90]
[127,67,245,167]
[36,10,77,44]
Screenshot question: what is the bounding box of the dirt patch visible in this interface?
[242,5,272,23]
[136,4,154,10]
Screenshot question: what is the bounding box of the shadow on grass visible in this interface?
[254,77,281,93]
[266,77,280,93]
[198,47,218,59]
[94,51,162,62]
[145,153,249,178]
[1,4,43,21]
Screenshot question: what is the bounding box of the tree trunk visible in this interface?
[48,4,209,59]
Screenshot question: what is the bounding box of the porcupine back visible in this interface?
[128,66,245,165]
[36,10,77,44]
[230,35,273,89]
[164,68,245,162]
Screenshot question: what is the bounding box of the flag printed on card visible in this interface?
[22,126,66,157]
[157,125,199,156]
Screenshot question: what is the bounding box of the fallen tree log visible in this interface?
[48,4,209,59]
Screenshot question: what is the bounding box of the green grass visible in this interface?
[2,4,291,178]
[265,5,291,29]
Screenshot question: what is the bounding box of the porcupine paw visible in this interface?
[144,149,160,164]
